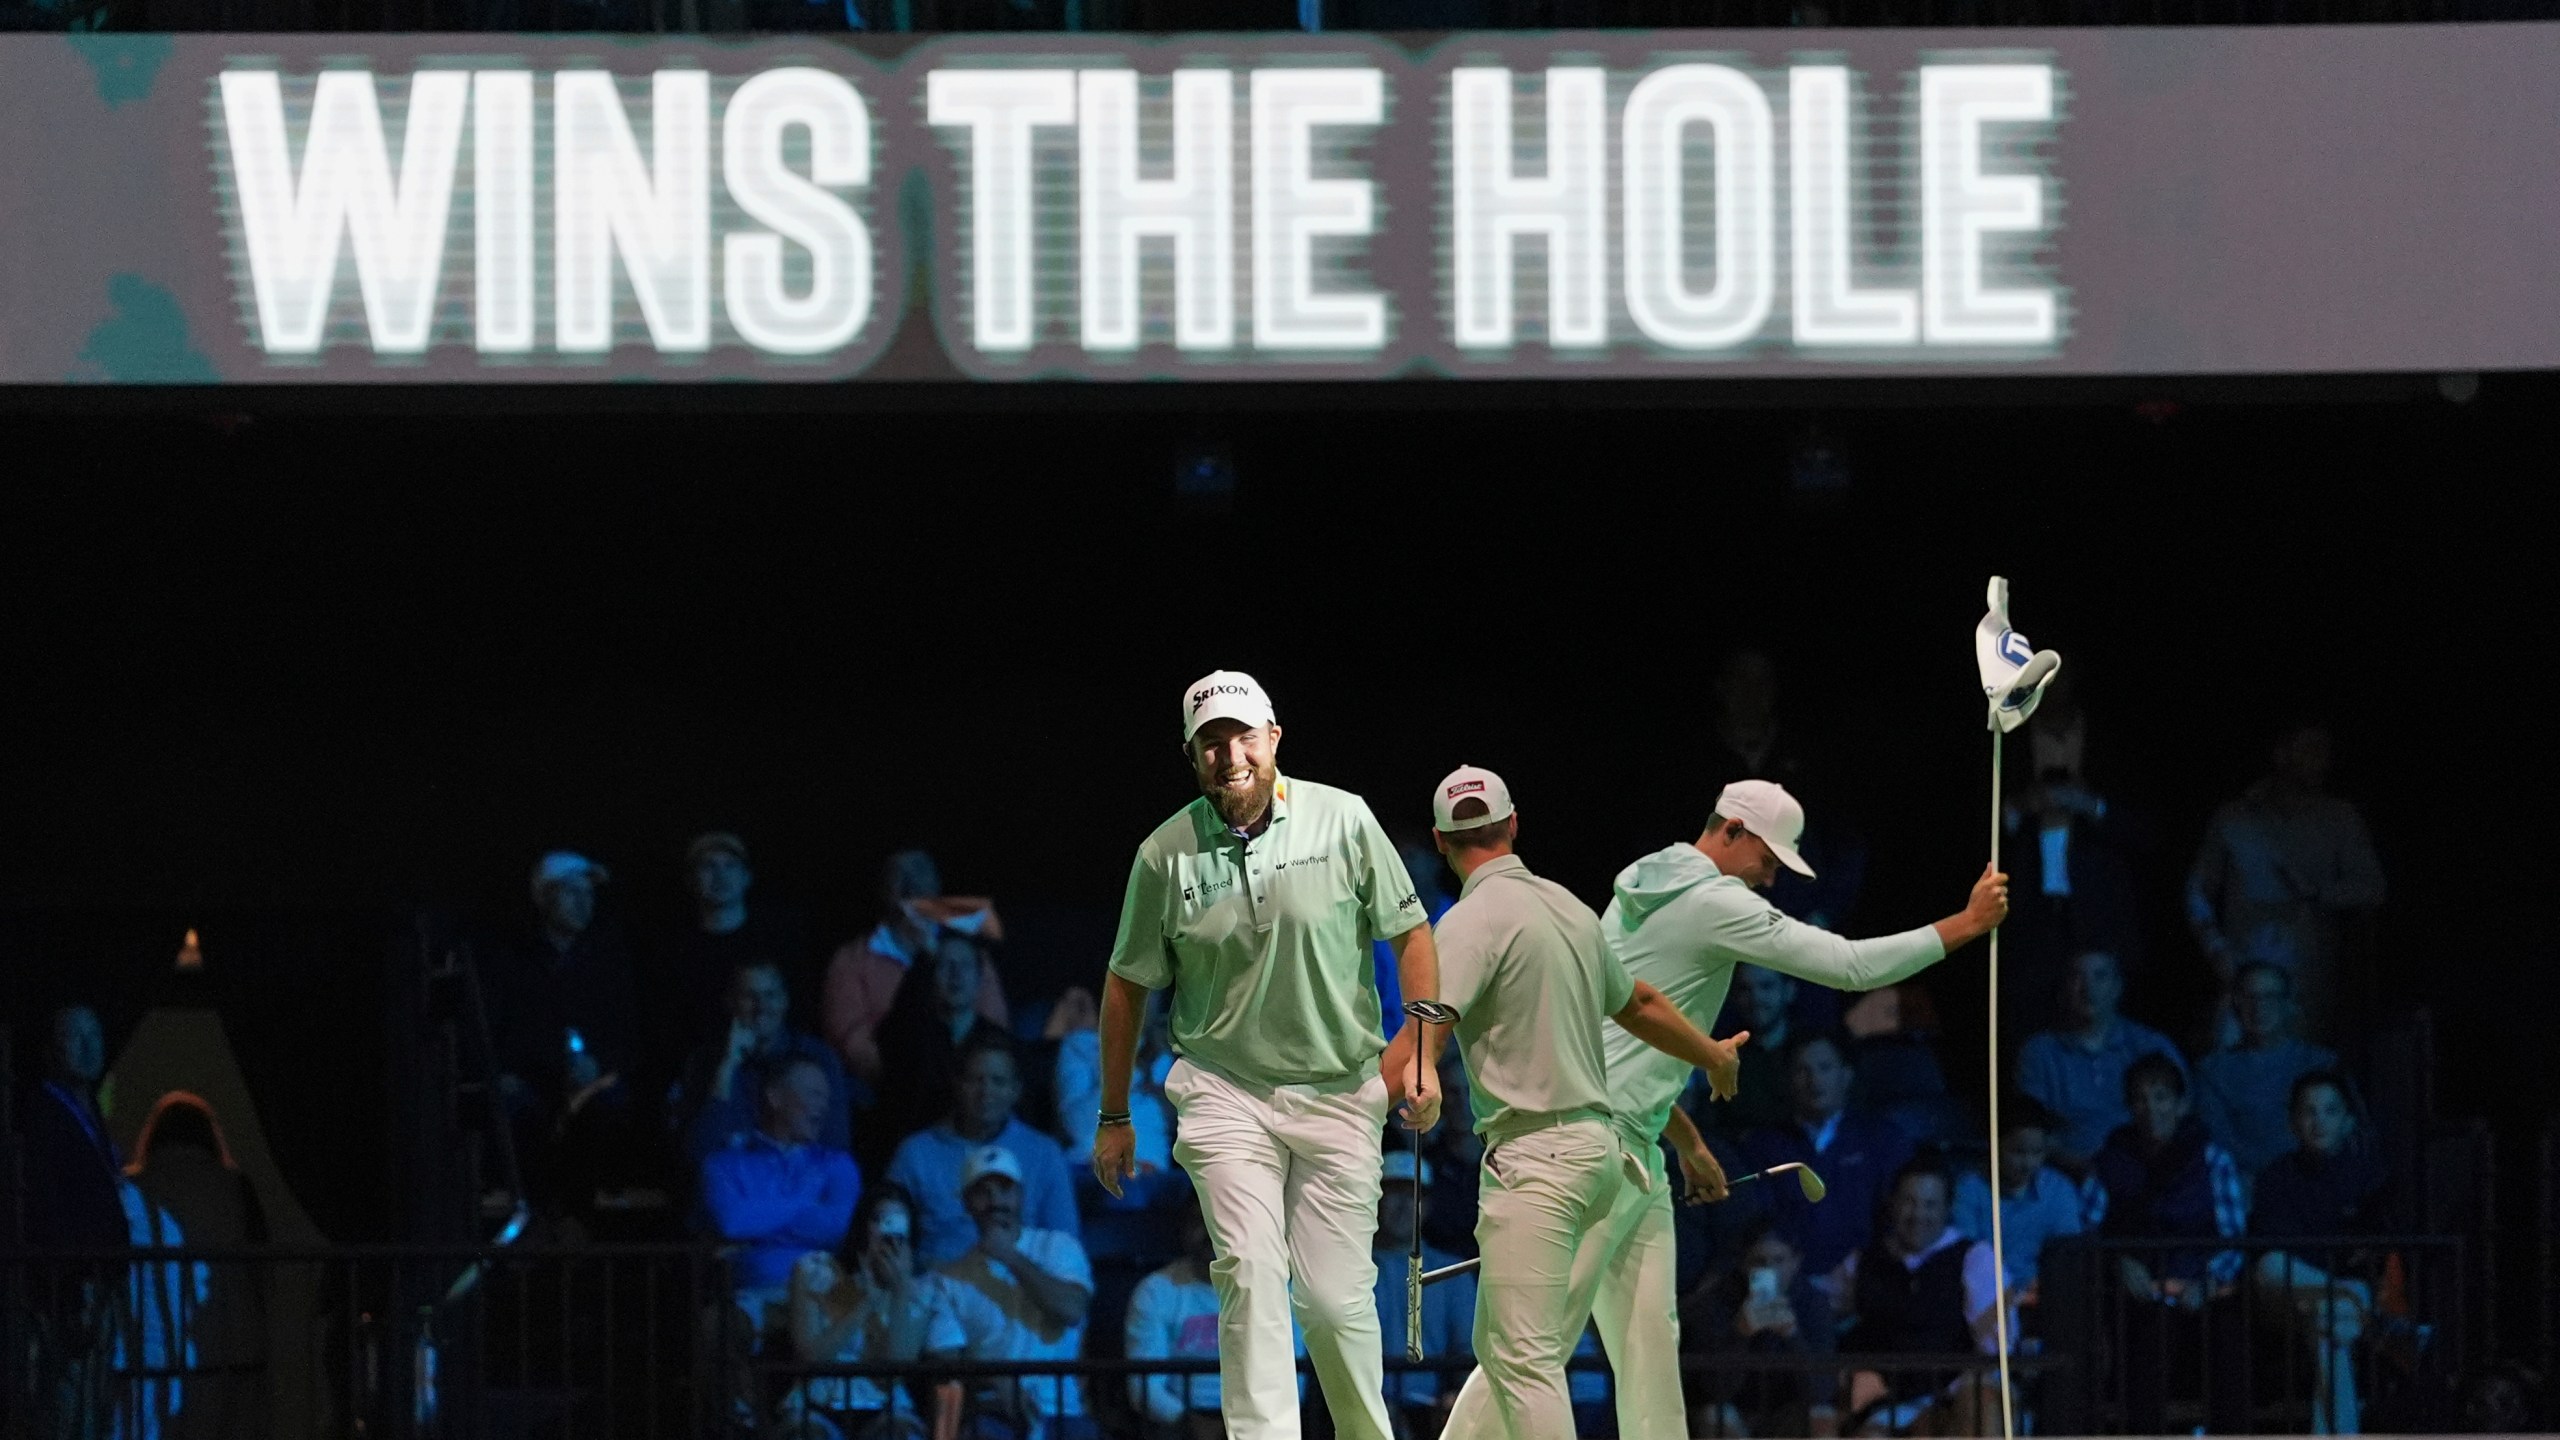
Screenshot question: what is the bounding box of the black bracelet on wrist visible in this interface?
[1096,1110,1134,1127]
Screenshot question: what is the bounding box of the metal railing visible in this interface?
[1,1232,2471,1439]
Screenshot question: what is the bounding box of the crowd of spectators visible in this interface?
[24,689,2527,1440]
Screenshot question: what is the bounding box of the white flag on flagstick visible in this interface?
[1976,576,2063,733]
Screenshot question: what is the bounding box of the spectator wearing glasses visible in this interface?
[2195,962,2341,1182]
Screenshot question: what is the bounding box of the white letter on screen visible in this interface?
[473,70,534,354]
[925,69,1077,354]
[1919,64,2054,346]
[1620,64,1773,352]
[1788,66,1916,346]
[723,67,874,357]
[1450,67,1607,350]
[1248,67,1384,353]
[220,69,469,356]
[1078,69,1234,353]
[554,70,712,354]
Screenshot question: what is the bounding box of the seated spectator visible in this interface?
[1124,1194,1222,1440]
[1372,1151,1473,1436]
[2186,721,2385,1047]
[699,1055,863,1334]
[924,1146,1096,1440]
[784,1182,934,1439]
[484,851,646,1217]
[824,850,1009,1088]
[1998,667,2146,1046]
[1951,1096,2085,1293]
[670,959,856,1166]
[1709,964,1797,1137]
[887,1035,1078,1267]
[2251,1070,2391,1436]
[2195,963,2341,1181]
[2087,1053,2248,1436]
[1739,1030,1915,1280]
[1681,1221,1839,1439]
[2014,950,2184,1172]
[1834,1159,2003,1436]
[652,832,811,1084]
[1055,994,1186,1248]
[871,931,1012,1165]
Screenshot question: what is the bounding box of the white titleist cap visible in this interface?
[1432,765,1516,833]
[1181,670,1275,742]
[1713,779,1816,878]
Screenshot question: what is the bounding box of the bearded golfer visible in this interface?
[1416,766,1748,1440]
[1581,778,2010,1440]
[1093,670,1442,1440]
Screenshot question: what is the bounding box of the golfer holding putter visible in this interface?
[1092,671,1443,1440]
[1418,765,1749,1440]
[1583,778,2013,1440]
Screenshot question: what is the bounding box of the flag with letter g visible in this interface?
[1975,576,2063,734]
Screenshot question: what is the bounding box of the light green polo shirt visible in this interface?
[1108,775,1428,1091]
[1599,843,1945,1149]
[1434,853,1634,1142]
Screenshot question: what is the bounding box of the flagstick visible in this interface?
[1987,723,2016,1440]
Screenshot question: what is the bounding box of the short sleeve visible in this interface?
[1432,904,1496,1022]
[1029,1229,1094,1291]
[1593,921,1636,1015]
[922,1274,971,1354]
[1107,849,1175,989]
[1352,800,1426,940]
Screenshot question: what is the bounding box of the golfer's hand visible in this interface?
[1388,1058,1440,1132]
[1091,1123,1139,1199]
[1963,864,2011,938]
[1675,1135,1729,1205]
[1703,1030,1751,1103]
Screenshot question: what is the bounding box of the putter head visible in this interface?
[1403,1000,1461,1026]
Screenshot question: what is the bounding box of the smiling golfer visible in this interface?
[1092,670,1442,1440]
[1419,765,1747,1440]
[1583,778,2012,1440]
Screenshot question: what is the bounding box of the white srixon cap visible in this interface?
[1713,779,1816,878]
[1432,765,1516,833]
[1182,669,1275,742]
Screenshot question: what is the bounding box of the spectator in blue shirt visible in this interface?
[2014,950,2185,1172]
[887,1034,1078,1266]
[1372,1150,1472,1430]
[670,958,856,1167]
[2087,1053,2249,1436]
[1739,1029,1915,1281]
[1951,1095,2086,1292]
[2195,963,2340,1181]
[699,1053,863,1326]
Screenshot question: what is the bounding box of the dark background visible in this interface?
[3,374,2553,1240]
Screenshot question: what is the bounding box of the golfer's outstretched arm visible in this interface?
[1720,865,2007,991]
[1612,981,1749,1097]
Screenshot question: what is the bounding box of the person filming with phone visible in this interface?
[1684,1222,1839,1437]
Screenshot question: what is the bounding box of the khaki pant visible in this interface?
[1577,1133,1687,1440]
[1441,1120,1620,1440]
[1166,1059,1394,1440]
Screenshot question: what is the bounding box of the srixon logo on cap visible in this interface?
[1446,780,1487,798]
[1192,684,1249,707]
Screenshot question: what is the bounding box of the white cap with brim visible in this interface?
[1432,765,1516,832]
[1182,669,1276,743]
[530,851,610,903]
[961,1145,1025,1190]
[1713,779,1816,879]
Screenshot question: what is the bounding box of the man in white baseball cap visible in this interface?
[1420,766,1748,1440]
[1570,780,2011,1440]
[1092,670,1443,1440]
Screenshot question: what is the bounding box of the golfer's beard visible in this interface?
[1202,761,1277,828]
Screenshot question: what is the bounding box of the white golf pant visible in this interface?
[1579,1136,1686,1440]
[1165,1058,1394,1440]
[1441,1119,1619,1440]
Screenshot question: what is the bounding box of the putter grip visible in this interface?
[1406,1265,1423,1361]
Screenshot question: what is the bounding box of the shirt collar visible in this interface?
[1803,1109,1845,1152]
[1456,853,1529,899]
[1192,775,1292,845]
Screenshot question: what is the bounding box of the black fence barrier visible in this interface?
[1,1233,2468,1440]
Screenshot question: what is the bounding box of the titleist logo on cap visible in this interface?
[1446,780,1486,797]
